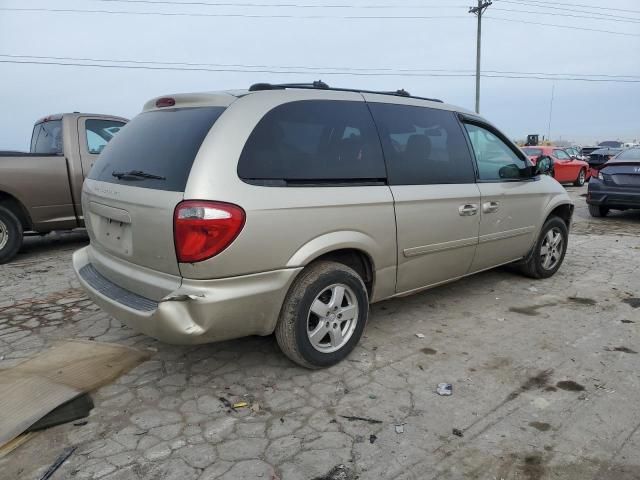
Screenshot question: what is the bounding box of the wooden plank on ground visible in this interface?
[0,340,150,447]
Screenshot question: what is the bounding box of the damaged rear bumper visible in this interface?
[72,246,301,345]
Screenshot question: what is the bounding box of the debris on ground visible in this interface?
[452,428,464,437]
[39,446,76,480]
[605,346,638,354]
[219,397,233,409]
[369,434,377,444]
[27,394,94,433]
[0,340,149,447]
[232,401,249,409]
[312,464,355,480]
[415,333,425,339]
[339,415,383,424]
[395,424,404,434]
[622,297,640,308]
[437,383,453,396]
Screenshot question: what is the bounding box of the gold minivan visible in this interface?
[73,82,573,368]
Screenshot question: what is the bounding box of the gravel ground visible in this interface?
[1,185,639,480]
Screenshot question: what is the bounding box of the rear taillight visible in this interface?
[174,201,245,263]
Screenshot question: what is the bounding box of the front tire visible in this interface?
[275,261,369,369]
[588,204,609,217]
[0,206,23,265]
[519,216,568,279]
[573,168,586,187]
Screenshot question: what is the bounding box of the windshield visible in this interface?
[89,107,226,192]
[522,148,543,156]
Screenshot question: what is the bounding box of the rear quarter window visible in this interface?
[238,100,386,184]
[89,107,225,192]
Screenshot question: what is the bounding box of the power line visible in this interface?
[3,58,640,82]
[494,0,640,15]
[91,0,466,8]
[485,15,640,36]
[3,54,639,78]
[5,6,640,37]
[494,0,640,20]
[492,7,640,24]
[0,7,468,20]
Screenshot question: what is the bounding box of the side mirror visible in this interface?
[498,164,523,179]
[535,156,554,176]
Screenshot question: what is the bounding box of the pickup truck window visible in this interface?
[85,119,126,155]
[31,120,63,155]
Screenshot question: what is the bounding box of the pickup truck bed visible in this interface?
[0,113,127,263]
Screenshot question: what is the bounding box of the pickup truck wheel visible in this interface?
[573,168,586,187]
[518,216,568,279]
[0,206,23,264]
[588,205,609,217]
[275,261,369,369]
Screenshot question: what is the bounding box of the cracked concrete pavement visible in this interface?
[1,186,639,480]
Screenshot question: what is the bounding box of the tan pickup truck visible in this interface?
[0,113,127,263]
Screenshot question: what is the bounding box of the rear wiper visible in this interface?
[112,170,166,180]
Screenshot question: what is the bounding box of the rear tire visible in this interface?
[0,206,23,264]
[518,216,568,279]
[275,261,369,369]
[573,168,586,187]
[588,205,609,217]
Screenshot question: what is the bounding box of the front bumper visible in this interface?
[73,246,301,345]
[587,181,640,209]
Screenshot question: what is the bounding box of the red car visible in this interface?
[522,146,590,186]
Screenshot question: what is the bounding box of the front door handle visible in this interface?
[458,204,479,216]
[482,201,500,213]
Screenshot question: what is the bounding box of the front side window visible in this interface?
[464,123,526,181]
[85,119,126,154]
[238,100,386,183]
[31,120,63,154]
[368,103,475,185]
[553,149,570,160]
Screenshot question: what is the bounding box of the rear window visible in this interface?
[612,148,640,161]
[85,119,127,154]
[31,120,63,154]
[89,107,225,192]
[522,148,543,156]
[238,100,386,184]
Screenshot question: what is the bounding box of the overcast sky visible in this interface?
[1,0,639,150]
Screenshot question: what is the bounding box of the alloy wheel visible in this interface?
[540,227,564,270]
[307,284,359,353]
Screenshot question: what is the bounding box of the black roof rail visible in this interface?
[247,81,443,103]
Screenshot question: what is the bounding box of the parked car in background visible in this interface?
[0,113,127,263]
[565,146,587,161]
[73,83,573,368]
[599,140,624,148]
[587,147,640,217]
[522,146,590,186]
[587,147,624,171]
[581,146,601,157]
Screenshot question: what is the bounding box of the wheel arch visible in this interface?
[0,191,32,231]
[285,231,378,298]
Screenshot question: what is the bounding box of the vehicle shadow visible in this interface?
[14,231,89,263]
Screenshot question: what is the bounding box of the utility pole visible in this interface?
[469,0,492,114]
[547,82,555,142]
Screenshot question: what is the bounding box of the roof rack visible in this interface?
[248,81,443,103]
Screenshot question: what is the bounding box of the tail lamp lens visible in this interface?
[174,201,245,263]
